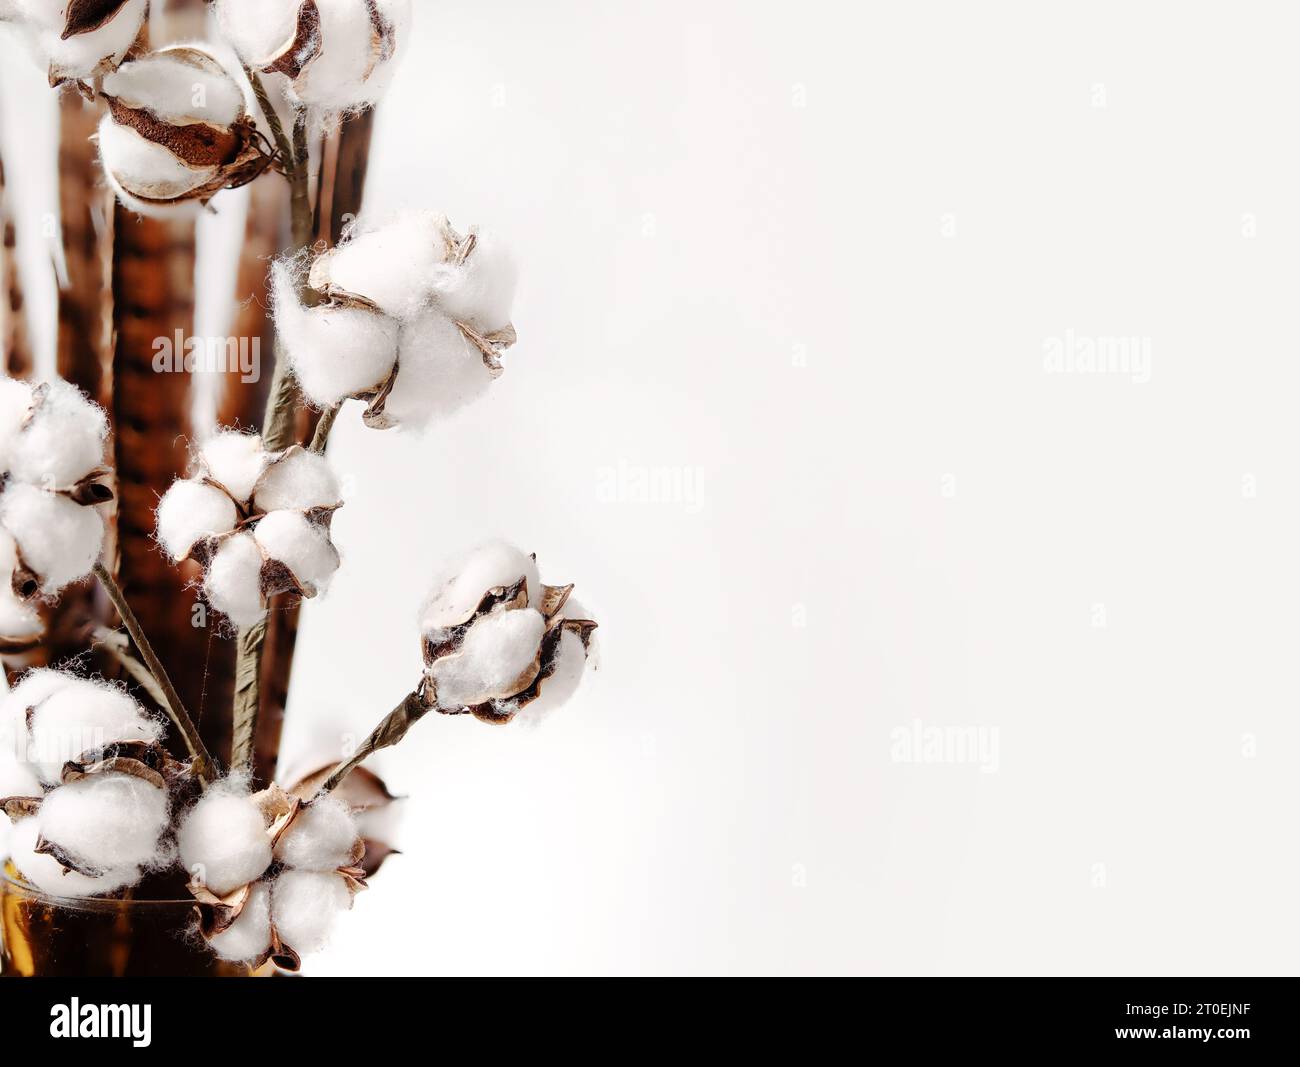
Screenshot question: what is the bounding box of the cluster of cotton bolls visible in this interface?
[0,670,172,898]
[96,45,272,218]
[213,0,412,114]
[179,781,365,965]
[0,0,147,86]
[0,377,113,642]
[154,431,344,629]
[273,212,519,431]
[420,542,598,725]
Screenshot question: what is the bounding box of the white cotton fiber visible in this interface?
[212,0,301,68]
[0,527,41,640]
[313,212,449,321]
[0,483,104,593]
[27,677,163,784]
[199,431,267,504]
[273,796,357,871]
[103,167,202,221]
[271,869,351,954]
[178,787,272,895]
[253,511,338,594]
[429,229,517,334]
[9,817,139,898]
[431,608,545,708]
[12,0,146,81]
[0,376,34,473]
[103,50,245,127]
[4,668,74,722]
[7,379,108,489]
[203,532,266,628]
[382,312,493,430]
[272,260,399,407]
[252,447,341,513]
[96,116,212,201]
[156,479,238,561]
[291,0,411,112]
[515,629,589,725]
[420,541,541,634]
[209,881,272,962]
[37,773,170,871]
[0,749,41,799]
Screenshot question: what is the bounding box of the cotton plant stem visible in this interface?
[92,563,214,783]
[319,691,427,794]
[245,68,294,172]
[230,619,267,771]
[309,404,340,452]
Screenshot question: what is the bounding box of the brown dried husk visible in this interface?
[61,0,134,40]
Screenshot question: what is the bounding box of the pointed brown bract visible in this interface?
[261,0,322,78]
[61,0,134,40]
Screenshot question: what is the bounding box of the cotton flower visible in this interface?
[0,0,147,86]
[419,542,597,724]
[154,431,343,628]
[276,213,518,430]
[185,782,366,968]
[96,46,274,217]
[213,0,412,114]
[0,378,112,606]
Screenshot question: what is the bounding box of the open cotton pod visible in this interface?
[419,542,598,724]
[214,0,413,114]
[0,378,113,600]
[0,0,147,86]
[96,46,274,215]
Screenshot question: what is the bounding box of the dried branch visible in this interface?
[319,690,427,795]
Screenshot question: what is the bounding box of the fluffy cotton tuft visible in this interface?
[177,786,273,896]
[37,773,170,871]
[209,881,272,961]
[429,229,517,334]
[0,749,41,799]
[212,0,301,67]
[155,479,238,561]
[313,212,451,321]
[290,0,412,112]
[6,0,147,82]
[9,817,139,898]
[513,629,589,725]
[6,379,108,489]
[253,511,338,595]
[200,431,268,504]
[381,313,495,430]
[103,49,246,127]
[432,608,545,709]
[273,260,399,407]
[421,541,541,634]
[0,484,104,594]
[203,532,266,628]
[271,869,352,954]
[252,447,341,513]
[25,676,163,784]
[273,796,358,871]
[96,116,213,200]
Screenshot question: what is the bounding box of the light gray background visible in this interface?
[8,1,1300,975]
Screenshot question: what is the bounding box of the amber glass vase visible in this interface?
[0,866,269,977]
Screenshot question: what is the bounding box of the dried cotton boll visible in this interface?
[381,312,494,430]
[96,117,215,202]
[9,818,139,898]
[102,49,247,128]
[431,608,545,709]
[203,533,266,628]
[271,869,352,954]
[155,479,238,562]
[211,0,303,69]
[290,0,412,113]
[253,511,339,595]
[273,796,358,871]
[512,629,590,726]
[309,211,450,321]
[6,0,147,84]
[27,678,163,783]
[7,379,108,489]
[252,447,341,514]
[0,483,104,594]
[272,260,399,407]
[199,431,267,504]
[421,541,542,637]
[430,229,518,335]
[102,167,202,221]
[209,882,272,962]
[37,773,170,871]
[178,787,273,895]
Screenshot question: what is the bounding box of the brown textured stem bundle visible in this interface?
[320,691,427,795]
[93,562,215,783]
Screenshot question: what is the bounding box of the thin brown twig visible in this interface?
[92,563,215,784]
[319,690,427,794]
[309,403,340,452]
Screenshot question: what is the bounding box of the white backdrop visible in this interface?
[8,0,1300,976]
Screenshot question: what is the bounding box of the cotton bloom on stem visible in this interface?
[421,542,598,725]
[0,0,147,87]
[273,212,519,431]
[0,670,189,899]
[95,45,276,218]
[213,0,412,114]
[178,781,368,969]
[0,377,114,647]
[154,431,343,629]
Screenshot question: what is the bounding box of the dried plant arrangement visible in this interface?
[0,1,599,975]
